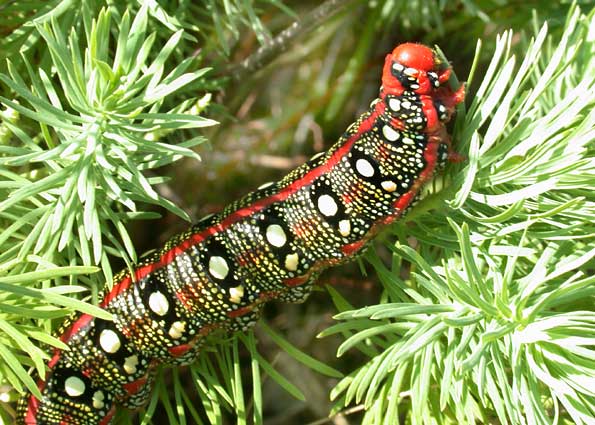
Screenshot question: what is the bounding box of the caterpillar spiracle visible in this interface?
[17,42,465,424]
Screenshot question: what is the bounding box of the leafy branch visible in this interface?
[1,1,594,424]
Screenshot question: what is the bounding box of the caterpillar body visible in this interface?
[17,43,464,424]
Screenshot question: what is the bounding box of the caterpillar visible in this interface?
[17,42,464,425]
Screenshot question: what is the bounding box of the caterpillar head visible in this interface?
[381,43,451,95]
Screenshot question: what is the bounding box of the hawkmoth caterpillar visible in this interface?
[17,42,464,424]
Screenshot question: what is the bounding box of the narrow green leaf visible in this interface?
[260,321,342,378]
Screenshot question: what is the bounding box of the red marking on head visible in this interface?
[382,43,440,96]
[437,83,466,109]
[438,67,451,84]
[392,43,435,71]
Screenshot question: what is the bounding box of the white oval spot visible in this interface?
[64,376,85,397]
[168,321,186,339]
[258,181,274,190]
[381,181,397,192]
[93,390,105,409]
[355,158,375,177]
[338,219,351,237]
[229,285,245,304]
[266,224,287,247]
[123,355,139,375]
[317,194,338,217]
[148,291,169,316]
[382,125,400,142]
[310,151,325,161]
[403,137,414,145]
[209,256,229,280]
[388,98,401,111]
[99,329,121,354]
[284,253,299,271]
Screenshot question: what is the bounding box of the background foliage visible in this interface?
[1,0,594,424]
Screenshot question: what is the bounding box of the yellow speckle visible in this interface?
[381,181,397,192]
[284,253,299,271]
[338,219,351,237]
[169,321,186,339]
[229,285,245,304]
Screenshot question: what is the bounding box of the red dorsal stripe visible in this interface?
[102,113,378,307]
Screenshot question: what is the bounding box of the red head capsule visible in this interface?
[392,43,435,71]
[381,42,445,95]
